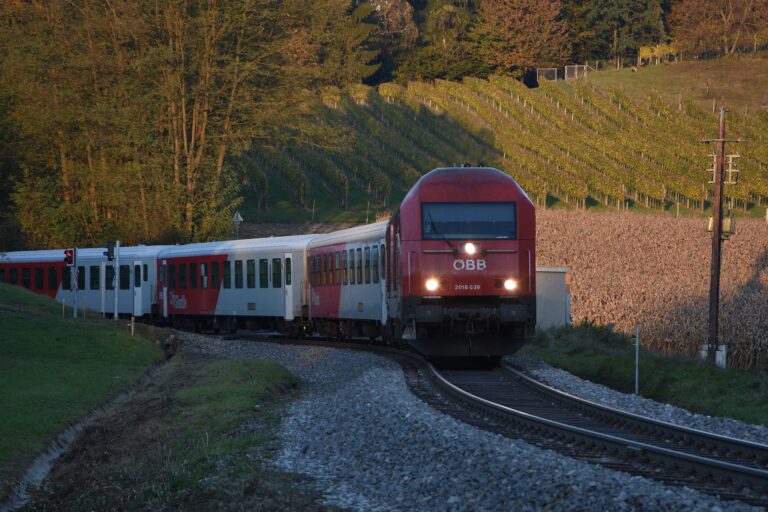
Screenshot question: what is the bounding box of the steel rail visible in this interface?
[424,363,768,497]
[502,362,768,468]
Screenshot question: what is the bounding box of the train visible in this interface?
[0,166,536,358]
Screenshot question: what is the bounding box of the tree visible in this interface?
[396,0,480,81]
[472,0,572,75]
[306,0,382,86]
[670,0,768,56]
[0,0,331,247]
[565,0,666,67]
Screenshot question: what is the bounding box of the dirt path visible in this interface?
[23,348,336,512]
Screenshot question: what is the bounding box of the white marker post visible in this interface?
[72,260,78,319]
[634,325,640,395]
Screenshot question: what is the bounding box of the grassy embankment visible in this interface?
[27,352,309,510]
[519,323,768,427]
[0,283,164,497]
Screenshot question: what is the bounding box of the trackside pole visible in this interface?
[72,267,78,319]
[113,241,120,320]
[635,325,640,395]
[101,261,105,318]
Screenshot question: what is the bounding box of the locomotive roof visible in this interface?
[400,166,532,209]
[0,245,170,263]
[308,221,387,248]
[157,234,318,257]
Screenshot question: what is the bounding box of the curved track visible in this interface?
[421,362,768,508]
[224,334,768,507]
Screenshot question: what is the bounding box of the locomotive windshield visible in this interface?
[422,202,516,240]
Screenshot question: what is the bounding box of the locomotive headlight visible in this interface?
[464,242,476,255]
[504,279,517,291]
[425,278,439,292]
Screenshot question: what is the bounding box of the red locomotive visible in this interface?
[383,166,536,356]
[0,166,536,359]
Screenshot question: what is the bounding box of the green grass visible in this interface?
[156,357,297,498]
[585,55,768,113]
[0,283,163,493]
[519,323,768,426]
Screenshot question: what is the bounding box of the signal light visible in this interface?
[64,248,77,267]
[104,241,115,261]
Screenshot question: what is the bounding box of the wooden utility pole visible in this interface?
[702,108,741,364]
[706,109,726,364]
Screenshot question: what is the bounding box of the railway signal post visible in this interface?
[701,108,741,366]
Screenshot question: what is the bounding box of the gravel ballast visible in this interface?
[507,355,768,445]
[182,335,761,512]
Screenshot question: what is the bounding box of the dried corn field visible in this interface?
[537,211,768,369]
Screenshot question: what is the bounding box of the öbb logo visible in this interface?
[452,259,487,271]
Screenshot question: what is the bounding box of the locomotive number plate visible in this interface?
[454,283,481,291]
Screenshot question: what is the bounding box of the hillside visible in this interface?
[238,60,768,228]
[585,56,768,114]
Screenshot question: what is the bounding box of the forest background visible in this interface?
[1,0,767,249]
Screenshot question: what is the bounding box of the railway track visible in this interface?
[408,361,768,508]
[224,333,768,507]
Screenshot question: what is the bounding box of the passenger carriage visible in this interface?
[0,246,167,318]
[156,236,315,333]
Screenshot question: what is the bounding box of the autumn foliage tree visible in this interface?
[670,0,768,56]
[472,0,571,75]
[0,0,357,247]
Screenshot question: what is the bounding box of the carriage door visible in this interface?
[161,260,168,318]
[133,261,143,317]
[284,253,293,321]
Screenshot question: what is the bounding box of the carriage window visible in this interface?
[335,252,341,285]
[356,248,363,284]
[259,259,268,288]
[179,263,187,289]
[77,266,85,291]
[120,265,130,290]
[272,258,282,288]
[212,262,220,288]
[348,249,355,284]
[106,266,115,290]
[9,267,18,285]
[48,267,57,290]
[160,264,166,288]
[223,261,231,289]
[329,254,336,285]
[0,268,4,282]
[309,256,315,286]
[364,247,371,284]
[201,262,208,289]
[234,260,243,288]
[372,245,379,283]
[321,254,327,286]
[246,259,256,288]
[90,266,100,290]
[286,257,292,285]
[63,267,71,290]
[143,264,148,282]
[134,265,141,288]
[422,202,517,240]
[34,268,44,289]
[22,268,31,289]
[189,263,197,289]
[169,264,176,290]
[342,251,348,285]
